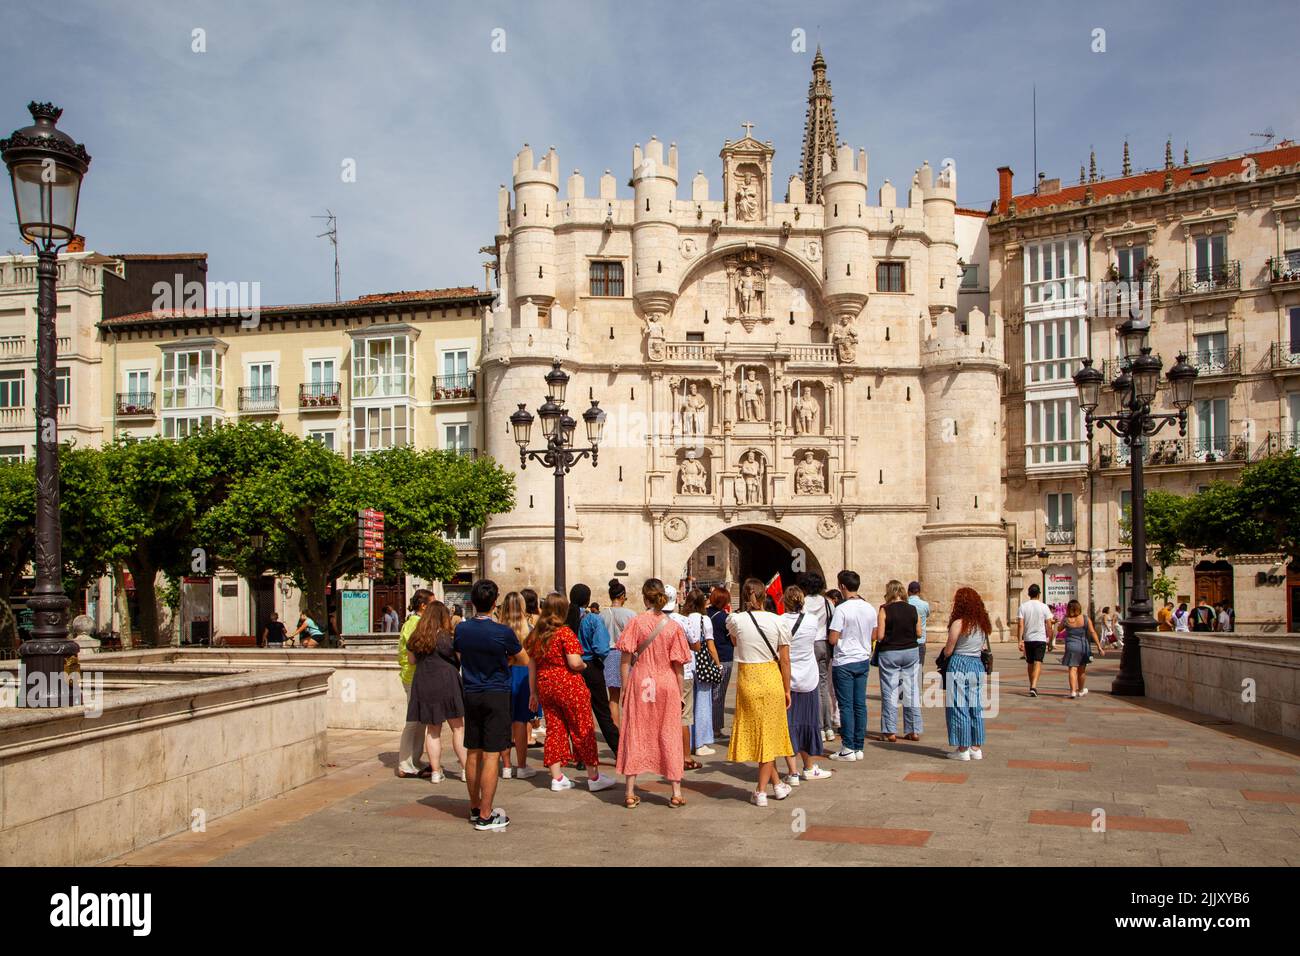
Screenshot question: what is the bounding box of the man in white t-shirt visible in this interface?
[827,570,878,761]
[1016,584,1054,698]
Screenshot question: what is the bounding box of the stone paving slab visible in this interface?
[105,645,1300,867]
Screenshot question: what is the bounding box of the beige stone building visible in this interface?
[482,50,1009,635]
[98,286,493,640]
[989,141,1300,630]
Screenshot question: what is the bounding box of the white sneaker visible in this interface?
[587,773,617,792]
[694,745,716,756]
[751,791,768,807]
[1079,688,1090,697]
[947,749,971,761]
[854,750,865,761]
[500,766,515,779]
[550,774,575,791]
[428,771,445,784]
[785,773,802,787]
[829,748,857,761]
[1069,691,1078,699]
[772,782,793,800]
[969,747,984,760]
[802,765,833,780]
[514,766,539,779]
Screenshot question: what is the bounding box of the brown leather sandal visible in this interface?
[624,795,641,809]
[683,759,703,771]
[669,795,687,808]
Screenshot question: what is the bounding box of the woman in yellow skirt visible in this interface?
[725,578,795,806]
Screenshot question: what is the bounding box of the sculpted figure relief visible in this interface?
[680,382,709,435]
[679,455,708,495]
[795,451,826,495]
[738,368,766,422]
[645,313,666,361]
[831,315,858,363]
[736,172,760,222]
[738,451,766,504]
[793,389,819,435]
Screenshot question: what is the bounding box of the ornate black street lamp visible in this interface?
[2,103,90,706]
[510,361,605,593]
[1037,548,1051,592]
[1073,319,1198,695]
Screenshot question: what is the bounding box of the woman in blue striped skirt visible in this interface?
[939,587,990,762]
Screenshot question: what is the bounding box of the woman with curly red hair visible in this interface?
[939,587,992,761]
[526,592,617,794]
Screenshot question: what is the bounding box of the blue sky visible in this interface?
[2,0,1297,304]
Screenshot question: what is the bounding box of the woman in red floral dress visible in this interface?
[526,592,617,794]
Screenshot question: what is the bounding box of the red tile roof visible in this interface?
[100,285,492,329]
[109,252,209,261]
[1008,143,1300,214]
[955,207,990,218]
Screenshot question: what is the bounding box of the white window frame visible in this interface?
[1023,236,1088,306]
[0,370,24,408]
[1025,394,1086,468]
[162,348,223,410]
[352,335,413,399]
[444,422,471,454]
[351,404,411,453]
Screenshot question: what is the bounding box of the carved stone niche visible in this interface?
[788,380,826,436]
[733,364,771,425]
[721,132,774,227]
[735,449,768,505]
[792,448,830,496]
[676,448,712,497]
[723,248,774,331]
[671,377,713,437]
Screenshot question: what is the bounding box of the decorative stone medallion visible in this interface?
[664,516,689,542]
[817,515,840,539]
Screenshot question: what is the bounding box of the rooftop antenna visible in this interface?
[1032,84,1039,194]
[1250,127,1276,149]
[313,210,340,303]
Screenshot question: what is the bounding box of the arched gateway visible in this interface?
[480,50,1008,635]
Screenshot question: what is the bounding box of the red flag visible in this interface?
[766,573,784,614]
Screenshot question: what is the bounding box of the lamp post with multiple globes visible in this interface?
[1072,318,1198,695]
[509,362,606,594]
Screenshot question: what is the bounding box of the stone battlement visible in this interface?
[921,306,1003,366]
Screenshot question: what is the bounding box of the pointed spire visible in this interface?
[1183,144,1190,165]
[800,45,839,204]
[1079,165,1086,185]
[1089,148,1097,183]
[1122,140,1132,177]
[1165,138,1173,169]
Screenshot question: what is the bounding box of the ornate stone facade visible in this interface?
[481,51,1007,635]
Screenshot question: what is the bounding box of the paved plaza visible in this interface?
[107,645,1300,867]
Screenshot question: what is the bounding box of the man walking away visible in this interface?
[1015,584,1053,698]
[453,579,520,831]
[1191,597,1215,633]
[907,581,930,668]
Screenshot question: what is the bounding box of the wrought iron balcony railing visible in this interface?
[432,371,477,403]
[1177,261,1241,296]
[1271,341,1300,370]
[115,392,156,416]
[299,382,342,409]
[1190,345,1241,377]
[1267,251,1300,284]
[1099,433,1252,468]
[1045,524,1075,545]
[1263,430,1299,454]
[238,385,279,413]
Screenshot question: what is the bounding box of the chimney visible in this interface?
[1038,177,1060,196]
[66,234,85,253]
[997,166,1014,215]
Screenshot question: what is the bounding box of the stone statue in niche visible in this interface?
[792,388,819,436]
[679,455,708,495]
[644,312,666,361]
[737,368,766,422]
[831,315,858,363]
[736,172,760,222]
[680,382,709,436]
[738,451,766,504]
[795,451,826,495]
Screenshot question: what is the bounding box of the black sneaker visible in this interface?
[474,809,510,831]
[469,807,481,825]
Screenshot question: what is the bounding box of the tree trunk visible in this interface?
[127,559,164,647]
[112,564,132,646]
[301,562,330,634]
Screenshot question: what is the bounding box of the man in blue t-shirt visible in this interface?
[907,581,931,667]
[453,578,521,831]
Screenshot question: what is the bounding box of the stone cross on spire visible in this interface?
[741,121,755,138]
[799,45,840,204]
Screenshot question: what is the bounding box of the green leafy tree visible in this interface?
[1119,489,1190,573]
[0,459,35,605]
[1232,449,1300,567]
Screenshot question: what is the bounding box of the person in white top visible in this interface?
[796,572,839,743]
[725,578,796,807]
[1173,603,1191,632]
[666,584,705,771]
[678,588,719,758]
[827,570,878,761]
[779,585,834,785]
[1015,584,1054,698]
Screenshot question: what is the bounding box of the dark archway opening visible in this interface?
[685,525,824,592]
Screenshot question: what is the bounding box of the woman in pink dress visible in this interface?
[616,577,692,809]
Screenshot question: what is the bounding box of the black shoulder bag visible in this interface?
[693,613,723,684]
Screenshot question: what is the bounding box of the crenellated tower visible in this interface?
[921,159,959,316]
[631,136,681,324]
[820,143,870,324]
[918,306,1006,631]
[508,144,560,310]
